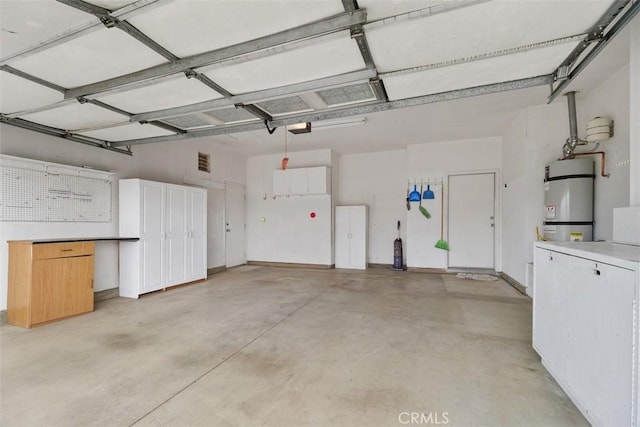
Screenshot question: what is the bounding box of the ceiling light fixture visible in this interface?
[287,122,311,134]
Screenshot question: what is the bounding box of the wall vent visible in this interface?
[198,152,210,173]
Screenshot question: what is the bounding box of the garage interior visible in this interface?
[1,0,639,426]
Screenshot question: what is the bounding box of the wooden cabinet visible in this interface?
[335,206,368,269]
[119,179,207,298]
[7,241,94,328]
[272,166,331,196]
[533,242,639,426]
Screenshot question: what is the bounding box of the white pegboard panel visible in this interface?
[0,155,113,222]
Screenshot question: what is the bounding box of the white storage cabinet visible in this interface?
[272,166,331,196]
[119,179,207,298]
[335,205,367,269]
[533,241,640,426]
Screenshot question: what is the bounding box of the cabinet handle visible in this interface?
[61,249,74,252]
[594,269,601,276]
[548,255,553,261]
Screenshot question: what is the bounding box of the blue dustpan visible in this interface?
[409,185,421,201]
[423,185,435,200]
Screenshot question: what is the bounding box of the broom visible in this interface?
[435,184,449,250]
[418,182,430,218]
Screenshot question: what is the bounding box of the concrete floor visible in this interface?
[1,267,586,426]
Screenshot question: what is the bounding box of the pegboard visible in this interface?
[0,158,112,222]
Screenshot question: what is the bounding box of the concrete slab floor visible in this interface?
[0,267,586,427]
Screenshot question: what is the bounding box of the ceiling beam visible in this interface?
[548,0,639,102]
[63,10,367,99]
[111,75,552,147]
[130,68,376,122]
[0,65,66,93]
[0,115,132,155]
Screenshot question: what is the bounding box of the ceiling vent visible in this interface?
[198,152,210,173]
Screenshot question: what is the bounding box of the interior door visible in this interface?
[225,182,246,267]
[448,173,495,269]
[207,188,226,269]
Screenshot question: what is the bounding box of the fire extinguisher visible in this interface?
[393,220,404,271]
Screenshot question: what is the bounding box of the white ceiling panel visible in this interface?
[0,0,98,59]
[84,0,141,11]
[366,0,613,72]
[358,0,451,21]
[128,0,345,57]
[93,76,223,113]
[8,27,167,88]
[78,122,175,141]
[0,71,63,113]
[383,42,578,101]
[202,32,366,94]
[19,102,129,130]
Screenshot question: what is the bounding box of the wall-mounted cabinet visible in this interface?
[273,166,330,196]
[119,179,207,298]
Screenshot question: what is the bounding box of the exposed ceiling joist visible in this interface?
[63,9,368,99]
[111,75,552,147]
[130,68,377,122]
[0,65,66,93]
[548,0,639,102]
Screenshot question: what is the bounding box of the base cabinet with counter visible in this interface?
[7,241,94,328]
[533,241,639,426]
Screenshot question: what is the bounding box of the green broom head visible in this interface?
[435,239,449,251]
[419,205,431,218]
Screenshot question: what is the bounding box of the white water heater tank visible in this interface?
[543,159,594,242]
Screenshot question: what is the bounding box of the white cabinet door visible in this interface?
[165,185,187,286]
[533,248,570,380]
[566,258,634,426]
[289,168,308,195]
[307,167,329,195]
[141,182,165,292]
[187,188,207,281]
[335,206,367,269]
[335,206,351,268]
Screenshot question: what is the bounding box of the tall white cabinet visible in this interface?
[119,179,207,298]
[335,205,367,269]
[533,241,640,426]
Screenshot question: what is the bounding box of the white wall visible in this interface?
[630,15,640,206]
[406,138,502,269]
[337,150,407,265]
[0,124,245,310]
[500,64,631,292]
[246,149,333,265]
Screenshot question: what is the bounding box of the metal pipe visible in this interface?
[561,151,609,178]
[563,91,580,157]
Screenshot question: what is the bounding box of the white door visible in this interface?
[186,188,207,281]
[334,206,350,268]
[141,182,165,292]
[225,182,246,267]
[207,188,226,269]
[165,185,187,286]
[448,173,495,269]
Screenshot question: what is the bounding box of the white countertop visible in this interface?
[535,241,640,269]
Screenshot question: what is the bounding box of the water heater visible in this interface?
[543,158,594,241]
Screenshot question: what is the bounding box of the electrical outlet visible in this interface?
[616,160,630,168]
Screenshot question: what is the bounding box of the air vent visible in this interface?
[198,152,210,173]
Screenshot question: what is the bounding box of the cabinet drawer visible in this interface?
[32,242,94,260]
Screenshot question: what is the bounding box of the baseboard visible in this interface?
[368,263,392,269]
[0,310,6,326]
[207,266,226,275]
[499,272,529,296]
[94,288,119,302]
[247,261,334,269]
[407,267,447,273]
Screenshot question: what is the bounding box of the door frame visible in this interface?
[224,181,246,268]
[446,169,501,272]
